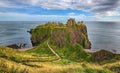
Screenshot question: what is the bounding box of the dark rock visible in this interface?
[7,44,19,49]
[27,29,33,34]
[7,43,27,49]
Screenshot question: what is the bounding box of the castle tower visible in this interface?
[66,18,76,26]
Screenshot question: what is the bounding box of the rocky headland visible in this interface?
[30,18,91,49]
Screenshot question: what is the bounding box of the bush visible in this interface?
[91,50,115,62]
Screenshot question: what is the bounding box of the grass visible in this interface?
[103,61,120,73]
[0,46,119,73]
[0,46,57,63]
[0,57,30,73]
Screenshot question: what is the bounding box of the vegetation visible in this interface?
[0,19,120,73]
[30,19,91,49]
[0,47,114,73]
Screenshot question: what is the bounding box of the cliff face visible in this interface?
[30,18,91,49]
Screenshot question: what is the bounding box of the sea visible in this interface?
[0,21,120,53]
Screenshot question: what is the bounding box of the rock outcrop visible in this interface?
[92,50,115,62]
[7,43,27,49]
[30,18,91,49]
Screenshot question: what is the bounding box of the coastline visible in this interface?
[17,47,33,51]
[84,49,98,53]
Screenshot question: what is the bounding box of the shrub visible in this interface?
[91,50,115,62]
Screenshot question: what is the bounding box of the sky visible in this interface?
[0,0,120,21]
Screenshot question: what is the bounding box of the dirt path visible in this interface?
[47,42,61,61]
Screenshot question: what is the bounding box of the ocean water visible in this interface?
[85,21,120,53]
[0,21,120,53]
[0,21,45,48]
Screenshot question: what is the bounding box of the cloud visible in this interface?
[68,12,86,20]
[90,0,120,14]
[4,0,120,15]
[1,0,120,12]
[0,0,16,8]
[0,12,120,21]
[0,12,68,21]
[0,0,28,8]
[68,12,75,16]
[0,0,120,21]
[0,12,91,21]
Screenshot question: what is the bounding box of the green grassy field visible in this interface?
[0,46,120,73]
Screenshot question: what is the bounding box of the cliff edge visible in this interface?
[30,18,91,49]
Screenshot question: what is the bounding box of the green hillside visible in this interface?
[0,46,120,73]
[29,18,91,61]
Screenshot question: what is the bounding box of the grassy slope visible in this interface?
[0,46,120,73]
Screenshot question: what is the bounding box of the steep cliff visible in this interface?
[30,18,91,49]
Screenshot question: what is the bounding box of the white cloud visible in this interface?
[0,1,8,8]
[105,11,120,16]
[14,0,120,16]
[68,12,86,20]
[0,0,27,8]
[1,0,120,14]
[94,10,120,20]
[0,0,120,21]
[0,0,15,8]
[0,12,91,21]
[0,12,68,21]
[94,11,120,21]
[0,12,120,21]
[68,12,75,17]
